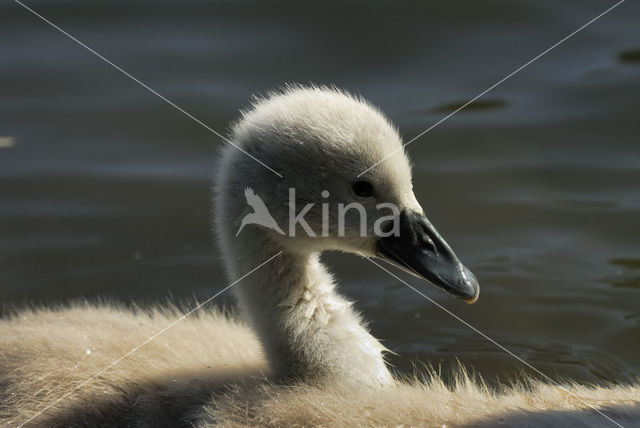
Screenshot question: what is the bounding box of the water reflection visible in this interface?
[618,48,640,64]
[602,258,640,289]
[430,98,508,113]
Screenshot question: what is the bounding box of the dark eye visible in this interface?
[352,180,374,197]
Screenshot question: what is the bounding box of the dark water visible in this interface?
[1,0,639,385]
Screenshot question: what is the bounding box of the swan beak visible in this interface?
[375,210,480,304]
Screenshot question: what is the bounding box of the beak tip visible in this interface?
[461,266,480,304]
[464,292,479,304]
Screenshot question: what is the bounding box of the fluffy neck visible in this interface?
[221,232,392,386]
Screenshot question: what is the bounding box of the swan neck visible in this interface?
[227,236,391,386]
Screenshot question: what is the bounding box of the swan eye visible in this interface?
[352,180,374,197]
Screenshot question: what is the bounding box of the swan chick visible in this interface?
[1,86,635,428]
[215,86,478,385]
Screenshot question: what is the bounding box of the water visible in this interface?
[1,0,639,385]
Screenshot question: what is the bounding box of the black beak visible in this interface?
[375,210,480,303]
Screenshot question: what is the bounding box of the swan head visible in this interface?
[216,86,479,303]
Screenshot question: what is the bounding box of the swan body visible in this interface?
[1,86,638,427]
[1,305,638,427]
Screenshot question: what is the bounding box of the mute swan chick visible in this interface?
[215,85,478,387]
[1,86,638,427]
